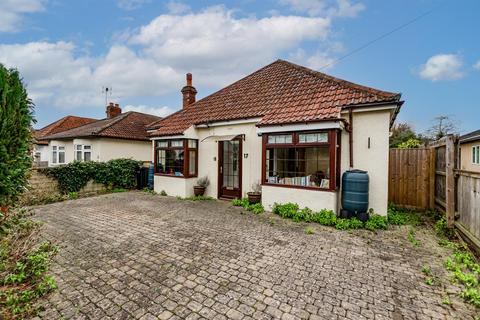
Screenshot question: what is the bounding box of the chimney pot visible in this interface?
[106,102,122,118]
[181,73,197,109]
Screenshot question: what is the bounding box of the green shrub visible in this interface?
[460,288,480,308]
[179,195,214,201]
[0,65,35,208]
[272,203,299,219]
[335,218,363,230]
[310,209,337,226]
[435,217,455,239]
[232,198,249,207]
[247,203,264,214]
[231,199,264,214]
[365,215,388,231]
[0,209,57,318]
[160,190,167,196]
[387,205,421,226]
[41,159,141,193]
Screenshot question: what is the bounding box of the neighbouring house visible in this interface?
[459,130,480,172]
[39,103,161,166]
[148,60,403,215]
[33,116,97,166]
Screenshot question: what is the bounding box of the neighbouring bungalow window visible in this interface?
[264,131,337,190]
[52,146,65,164]
[155,139,198,177]
[473,146,480,165]
[75,145,92,161]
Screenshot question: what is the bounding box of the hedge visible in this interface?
[41,159,142,193]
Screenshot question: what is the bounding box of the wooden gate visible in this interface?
[388,148,432,210]
[456,171,480,250]
[389,136,456,226]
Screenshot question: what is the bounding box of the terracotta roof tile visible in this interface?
[150,59,401,137]
[41,112,161,141]
[35,116,97,143]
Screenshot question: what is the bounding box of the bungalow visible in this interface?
[459,130,480,173]
[33,115,97,166]
[40,103,161,166]
[148,60,403,215]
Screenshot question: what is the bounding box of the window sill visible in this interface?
[262,183,336,192]
[154,173,197,179]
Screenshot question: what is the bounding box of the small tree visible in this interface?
[425,115,458,141]
[0,64,35,210]
[390,123,417,148]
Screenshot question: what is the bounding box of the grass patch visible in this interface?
[304,227,315,235]
[407,227,420,246]
[387,205,422,226]
[0,208,57,318]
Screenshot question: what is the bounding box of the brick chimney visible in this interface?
[106,102,122,118]
[181,73,197,109]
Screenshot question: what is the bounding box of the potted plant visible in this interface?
[247,181,262,204]
[194,176,210,196]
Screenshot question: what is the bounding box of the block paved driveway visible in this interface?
[34,192,477,320]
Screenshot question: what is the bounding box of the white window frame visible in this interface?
[473,146,480,165]
[75,144,92,162]
[52,145,65,164]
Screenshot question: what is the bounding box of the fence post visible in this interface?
[445,136,455,227]
[428,148,436,210]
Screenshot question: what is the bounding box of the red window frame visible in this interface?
[154,139,198,178]
[261,130,340,192]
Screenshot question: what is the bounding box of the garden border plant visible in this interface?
[232,198,265,214]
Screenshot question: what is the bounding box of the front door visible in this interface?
[218,139,242,199]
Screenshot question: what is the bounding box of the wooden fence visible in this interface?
[456,170,480,250]
[388,148,432,210]
[389,135,480,252]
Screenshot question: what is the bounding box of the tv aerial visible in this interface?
[102,86,113,106]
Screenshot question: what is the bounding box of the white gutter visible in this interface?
[256,121,342,135]
[195,117,262,128]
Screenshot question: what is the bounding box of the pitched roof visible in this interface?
[460,129,480,143]
[41,111,161,141]
[149,59,401,137]
[34,116,97,144]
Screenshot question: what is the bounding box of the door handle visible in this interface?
[220,166,223,174]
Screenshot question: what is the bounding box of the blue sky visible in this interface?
[0,0,478,134]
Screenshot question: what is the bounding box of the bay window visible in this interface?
[75,145,92,161]
[263,131,339,190]
[155,139,198,177]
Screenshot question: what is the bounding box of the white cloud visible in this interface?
[0,42,181,108]
[117,0,150,10]
[474,60,480,70]
[166,1,191,14]
[124,105,176,117]
[0,0,45,32]
[419,54,464,81]
[0,5,354,111]
[129,6,330,86]
[289,48,336,70]
[279,0,364,17]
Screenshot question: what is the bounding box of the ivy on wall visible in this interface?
[40,159,141,193]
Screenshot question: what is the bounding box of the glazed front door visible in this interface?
[218,139,242,199]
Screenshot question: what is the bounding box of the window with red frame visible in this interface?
[263,131,338,190]
[155,139,198,177]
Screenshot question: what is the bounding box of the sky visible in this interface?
[0,0,478,134]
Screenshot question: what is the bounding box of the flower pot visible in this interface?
[247,192,261,204]
[193,186,206,196]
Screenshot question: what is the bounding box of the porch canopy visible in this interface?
[201,134,245,142]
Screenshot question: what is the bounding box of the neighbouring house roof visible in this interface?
[34,116,97,145]
[148,59,402,137]
[460,129,480,143]
[40,111,161,141]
